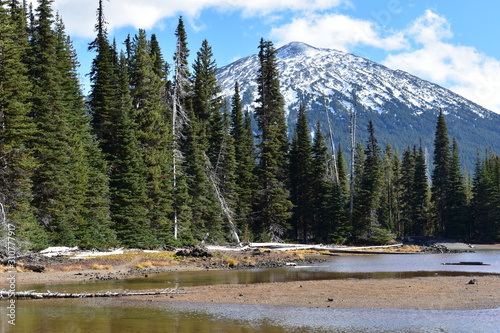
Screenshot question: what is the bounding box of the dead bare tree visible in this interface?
[171,26,191,240]
[204,153,241,244]
[323,96,339,185]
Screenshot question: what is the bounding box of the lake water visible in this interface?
[2,251,499,332]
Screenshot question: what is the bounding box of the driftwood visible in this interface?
[1,289,194,300]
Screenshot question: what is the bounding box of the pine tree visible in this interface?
[332,143,351,243]
[378,143,399,233]
[29,0,82,245]
[431,109,451,235]
[410,144,431,236]
[149,33,165,78]
[88,0,119,155]
[128,29,173,245]
[470,151,499,242]
[109,52,155,248]
[230,83,257,238]
[189,39,239,242]
[0,0,48,250]
[213,112,239,241]
[399,147,415,235]
[289,104,314,242]
[54,16,115,248]
[192,39,224,163]
[443,138,467,239]
[354,120,383,241]
[254,39,292,241]
[336,143,350,201]
[310,122,331,241]
[310,122,350,244]
[182,107,223,242]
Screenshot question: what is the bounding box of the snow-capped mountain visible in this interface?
[216,41,500,169]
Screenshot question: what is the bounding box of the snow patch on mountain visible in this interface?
[217,41,493,120]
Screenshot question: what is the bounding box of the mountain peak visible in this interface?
[277,41,319,58]
[216,41,500,170]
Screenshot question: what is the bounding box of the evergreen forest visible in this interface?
[1,1,499,251]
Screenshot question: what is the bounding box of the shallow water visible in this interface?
[2,251,499,332]
[18,250,500,294]
[1,298,499,333]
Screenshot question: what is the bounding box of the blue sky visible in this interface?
[33,0,500,114]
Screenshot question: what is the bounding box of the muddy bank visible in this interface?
[128,276,500,311]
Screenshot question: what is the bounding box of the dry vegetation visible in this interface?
[5,246,423,274]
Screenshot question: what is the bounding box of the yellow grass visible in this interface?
[0,264,32,273]
[149,260,173,267]
[132,261,154,269]
[60,265,84,272]
[224,258,239,267]
[91,264,112,270]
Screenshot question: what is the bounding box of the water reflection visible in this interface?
[2,297,499,333]
[19,251,500,294]
[3,251,500,333]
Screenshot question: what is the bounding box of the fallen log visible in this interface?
[0,288,194,299]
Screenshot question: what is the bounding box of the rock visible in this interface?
[175,246,212,258]
[251,249,262,256]
[468,279,478,285]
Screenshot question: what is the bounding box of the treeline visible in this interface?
[0,1,498,251]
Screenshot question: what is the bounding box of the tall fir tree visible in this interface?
[254,38,292,241]
[443,138,467,239]
[128,29,173,245]
[88,0,119,155]
[310,122,350,244]
[332,144,351,243]
[470,151,500,242]
[214,112,239,241]
[378,143,399,233]
[29,0,82,245]
[0,0,48,250]
[230,83,257,239]
[109,52,155,248]
[410,144,431,236]
[353,121,383,241]
[54,15,115,248]
[431,109,451,235]
[289,104,314,242]
[192,39,224,163]
[399,147,415,235]
[310,122,331,241]
[182,107,224,242]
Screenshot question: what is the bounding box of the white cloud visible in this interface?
[270,13,407,52]
[383,10,500,113]
[269,8,500,113]
[30,0,346,38]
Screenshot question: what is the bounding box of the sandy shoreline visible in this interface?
[125,276,500,311]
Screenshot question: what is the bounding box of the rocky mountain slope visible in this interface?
[216,42,500,169]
